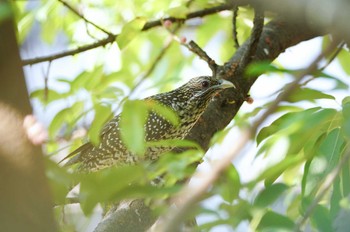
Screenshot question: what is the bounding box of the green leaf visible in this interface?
[147,100,179,126]
[88,103,113,145]
[330,177,342,220]
[338,49,350,75]
[49,108,70,138]
[257,211,294,231]
[48,101,84,138]
[70,71,90,93]
[245,62,291,76]
[256,107,337,158]
[166,6,188,18]
[30,89,66,105]
[285,87,335,103]
[151,149,203,182]
[45,158,75,205]
[310,204,332,232]
[79,165,146,215]
[120,100,148,156]
[84,66,104,91]
[219,200,252,227]
[254,183,289,208]
[248,154,303,188]
[257,108,320,145]
[313,71,349,90]
[342,97,350,138]
[302,128,345,196]
[146,138,202,151]
[220,165,241,203]
[116,17,147,49]
[17,12,35,44]
[334,196,350,232]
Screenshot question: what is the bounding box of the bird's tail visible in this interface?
[58,142,92,166]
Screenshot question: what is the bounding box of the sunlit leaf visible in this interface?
[116,17,147,49]
[166,6,188,18]
[17,12,34,44]
[88,103,113,145]
[284,87,335,103]
[220,165,241,203]
[342,97,350,138]
[302,128,345,196]
[257,107,320,145]
[147,100,179,126]
[246,62,292,76]
[48,101,84,138]
[120,100,148,155]
[49,108,70,138]
[247,154,303,188]
[151,149,203,182]
[30,89,66,105]
[338,49,350,75]
[79,165,146,215]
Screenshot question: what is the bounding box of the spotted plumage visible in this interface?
[61,76,235,172]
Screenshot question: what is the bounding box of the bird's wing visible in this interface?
[60,115,121,166]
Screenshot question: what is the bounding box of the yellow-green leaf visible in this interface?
[88,104,113,145]
[116,17,147,49]
[166,6,188,18]
[120,100,148,155]
[147,100,179,126]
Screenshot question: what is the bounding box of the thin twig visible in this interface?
[232,6,240,49]
[320,40,345,71]
[183,40,218,76]
[156,38,338,232]
[301,40,344,86]
[294,145,350,231]
[22,36,116,66]
[241,7,264,66]
[43,61,52,104]
[22,2,235,66]
[58,0,113,36]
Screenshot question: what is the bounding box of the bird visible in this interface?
[60,76,235,172]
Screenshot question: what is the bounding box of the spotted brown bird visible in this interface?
[61,76,235,172]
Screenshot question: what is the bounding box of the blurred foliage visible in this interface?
[12,0,350,231]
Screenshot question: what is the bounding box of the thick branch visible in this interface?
[159,40,337,231]
[94,18,321,232]
[188,18,319,151]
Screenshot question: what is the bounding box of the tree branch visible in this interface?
[58,0,113,36]
[21,2,236,66]
[232,5,240,49]
[183,40,218,76]
[157,32,337,232]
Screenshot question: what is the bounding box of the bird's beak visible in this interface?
[218,79,236,89]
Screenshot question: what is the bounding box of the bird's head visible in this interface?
[152,76,235,117]
[187,76,235,100]
[171,76,235,112]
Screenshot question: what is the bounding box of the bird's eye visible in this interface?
[201,80,210,88]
